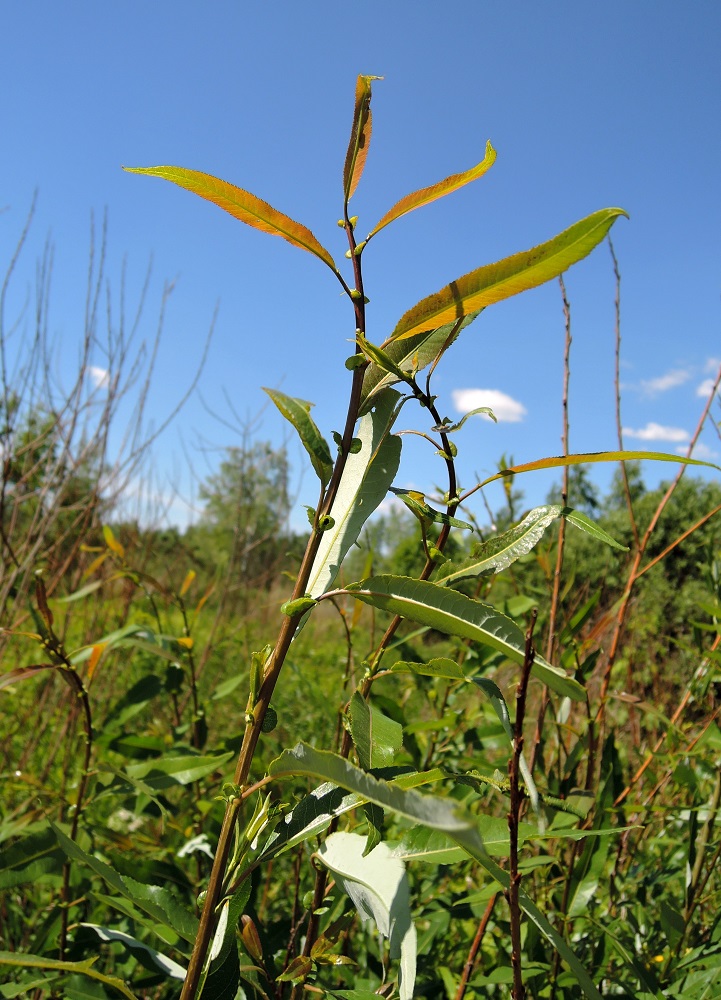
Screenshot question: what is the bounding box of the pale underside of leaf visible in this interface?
[123,165,336,272]
[368,140,496,240]
[263,387,333,488]
[269,743,603,999]
[391,207,628,341]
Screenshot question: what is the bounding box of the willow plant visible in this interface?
[118,75,687,1000]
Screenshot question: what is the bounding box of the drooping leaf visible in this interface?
[390,657,467,681]
[202,880,253,999]
[124,752,233,790]
[344,576,584,700]
[80,925,186,980]
[0,828,64,890]
[263,388,334,488]
[306,389,401,598]
[0,953,137,1000]
[269,743,603,999]
[391,208,628,341]
[389,488,473,531]
[432,406,497,433]
[343,75,381,203]
[349,693,403,770]
[316,833,417,1000]
[102,524,125,559]
[123,165,337,272]
[368,140,496,240]
[359,312,481,415]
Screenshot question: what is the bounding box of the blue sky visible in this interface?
[1,3,719,529]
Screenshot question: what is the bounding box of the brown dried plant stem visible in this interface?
[179,214,369,1000]
[454,892,499,1000]
[508,609,537,1000]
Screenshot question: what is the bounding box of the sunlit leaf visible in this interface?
[343,75,381,203]
[368,140,496,240]
[472,449,720,494]
[343,576,584,700]
[306,389,401,598]
[317,832,416,1000]
[123,165,337,272]
[269,743,603,999]
[80,925,186,980]
[349,693,403,770]
[103,524,125,559]
[360,313,481,415]
[179,570,196,597]
[391,208,628,341]
[263,387,334,488]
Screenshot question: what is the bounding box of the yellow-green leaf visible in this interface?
[391,208,628,341]
[123,165,337,272]
[102,524,125,559]
[368,140,496,240]
[343,75,381,203]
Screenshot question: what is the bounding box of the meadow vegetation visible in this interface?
[1,78,720,1000]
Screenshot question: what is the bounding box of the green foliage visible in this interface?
[2,75,720,1000]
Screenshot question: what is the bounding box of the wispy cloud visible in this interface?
[675,441,718,459]
[640,369,689,395]
[696,377,719,399]
[452,388,527,423]
[704,357,721,374]
[87,365,109,389]
[623,422,690,443]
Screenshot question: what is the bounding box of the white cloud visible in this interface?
[623,422,690,443]
[640,369,689,395]
[696,377,719,399]
[675,441,718,459]
[87,365,109,389]
[704,357,721,373]
[452,388,527,423]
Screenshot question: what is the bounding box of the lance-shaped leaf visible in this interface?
[349,693,403,770]
[343,575,584,700]
[81,925,187,980]
[435,504,567,586]
[269,743,603,1000]
[389,488,473,531]
[391,208,628,341]
[263,388,334,488]
[470,449,720,496]
[306,389,401,598]
[368,140,496,241]
[0,952,138,1000]
[343,75,380,203]
[123,165,337,272]
[359,312,481,415]
[317,833,417,1000]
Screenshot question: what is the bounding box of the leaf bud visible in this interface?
[349,438,362,454]
[350,289,362,300]
[354,241,366,256]
[337,219,345,227]
[280,596,318,617]
[349,215,359,228]
[318,514,335,531]
[261,706,278,733]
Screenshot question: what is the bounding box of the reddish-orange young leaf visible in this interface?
[343,75,381,204]
[368,140,497,241]
[103,524,125,559]
[87,643,106,683]
[391,208,629,341]
[124,166,337,273]
[179,569,196,597]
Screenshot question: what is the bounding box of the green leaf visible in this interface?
[389,488,473,530]
[436,505,565,585]
[391,208,628,341]
[269,743,603,999]
[306,389,401,598]
[343,75,380,203]
[0,827,64,890]
[263,388,334,488]
[345,576,584,700]
[80,925,186,980]
[390,657,467,681]
[202,880,252,999]
[316,833,416,1000]
[349,693,403,770]
[124,752,233,789]
[0,953,137,1000]
[368,140,496,241]
[52,824,199,947]
[360,313,481,415]
[561,507,628,551]
[123,165,337,272]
